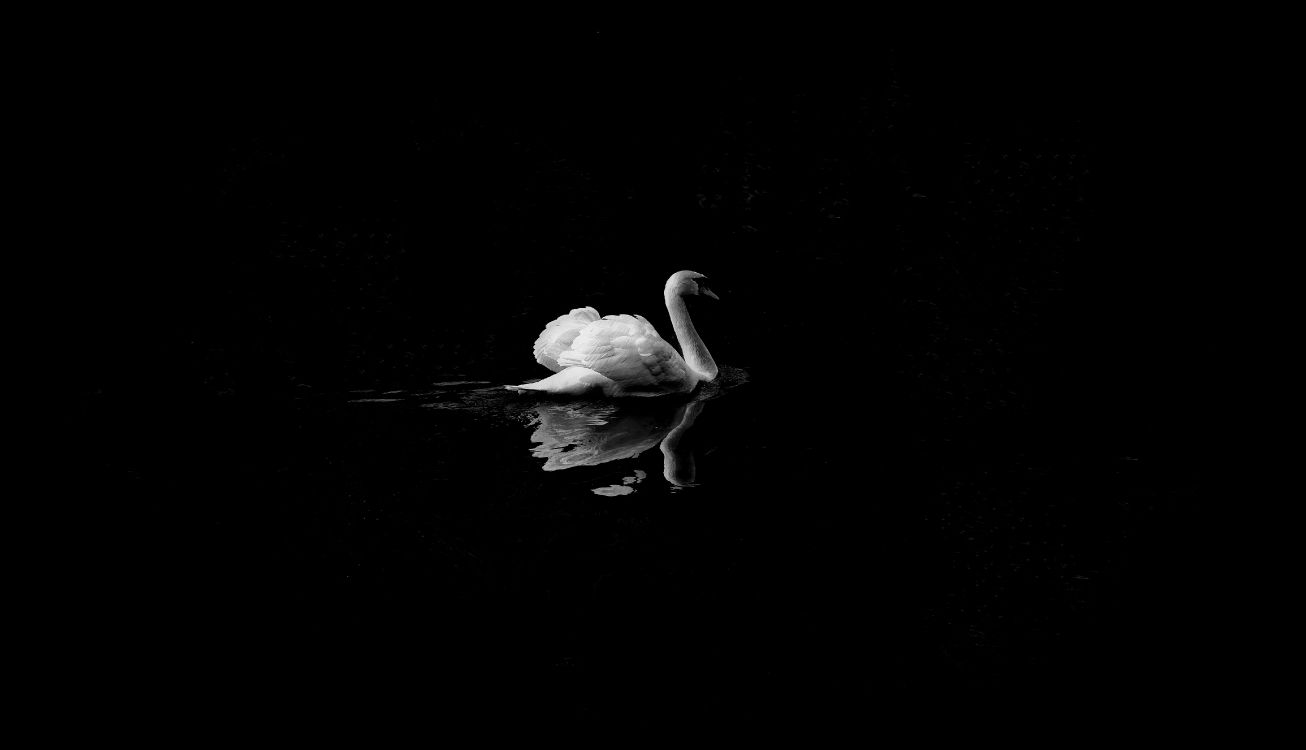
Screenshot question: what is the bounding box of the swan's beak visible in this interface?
[702,288,719,301]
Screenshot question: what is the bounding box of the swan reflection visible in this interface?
[526,398,708,491]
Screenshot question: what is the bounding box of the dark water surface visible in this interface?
[80,29,1222,728]
[99,362,1207,726]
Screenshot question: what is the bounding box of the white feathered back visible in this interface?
[532,306,600,372]
[555,314,694,393]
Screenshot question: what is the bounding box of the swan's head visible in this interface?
[665,270,719,300]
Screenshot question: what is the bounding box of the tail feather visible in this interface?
[505,367,615,396]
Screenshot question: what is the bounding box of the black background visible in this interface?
[72,24,1226,729]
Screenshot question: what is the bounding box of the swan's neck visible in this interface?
[665,291,718,382]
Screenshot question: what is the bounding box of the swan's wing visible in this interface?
[533,306,601,372]
[556,314,694,392]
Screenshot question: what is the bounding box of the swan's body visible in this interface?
[506,270,718,397]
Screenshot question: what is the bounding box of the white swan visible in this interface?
[505,270,719,397]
